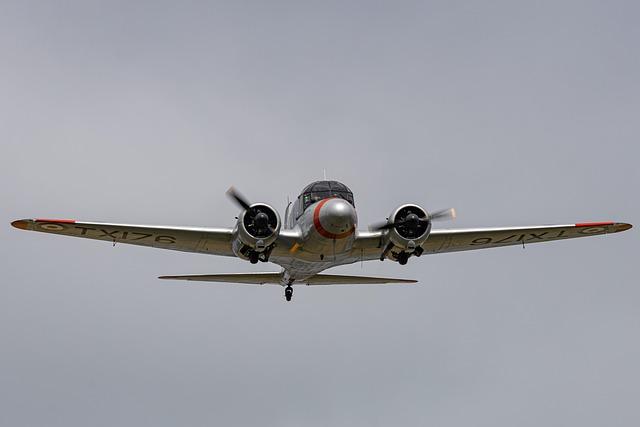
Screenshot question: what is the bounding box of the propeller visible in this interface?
[429,207,457,222]
[226,187,251,211]
[369,208,456,232]
[226,187,276,238]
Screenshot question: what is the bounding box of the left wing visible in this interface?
[422,221,632,254]
[11,218,235,256]
[354,221,632,259]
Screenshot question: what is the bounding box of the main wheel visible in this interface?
[397,252,409,265]
[249,252,259,264]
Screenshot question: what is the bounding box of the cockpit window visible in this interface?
[297,180,355,213]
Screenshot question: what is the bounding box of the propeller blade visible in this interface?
[369,208,456,231]
[370,215,425,231]
[226,187,252,211]
[429,208,456,221]
[369,221,395,231]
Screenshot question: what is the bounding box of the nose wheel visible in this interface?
[285,285,293,302]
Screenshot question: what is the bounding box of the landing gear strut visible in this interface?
[285,285,293,302]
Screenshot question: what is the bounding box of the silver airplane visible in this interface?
[11,180,632,301]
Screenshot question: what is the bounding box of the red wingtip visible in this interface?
[574,222,632,233]
[575,222,615,227]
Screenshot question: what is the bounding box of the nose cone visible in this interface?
[316,198,357,238]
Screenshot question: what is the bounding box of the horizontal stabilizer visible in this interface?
[158,272,417,285]
[304,274,416,285]
[159,273,282,285]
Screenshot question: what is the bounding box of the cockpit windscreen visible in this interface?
[299,181,354,211]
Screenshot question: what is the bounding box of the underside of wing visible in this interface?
[158,272,416,285]
[423,222,632,254]
[352,222,631,259]
[11,218,235,256]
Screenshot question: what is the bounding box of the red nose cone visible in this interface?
[313,198,357,239]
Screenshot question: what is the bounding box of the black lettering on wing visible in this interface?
[98,229,119,239]
[526,232,547,241]
[494,235,517,244]
[155,235,176,244]
[130,232,152,241]
[75,226,96,236]
[471,237,492,245]
[578,227,604,235]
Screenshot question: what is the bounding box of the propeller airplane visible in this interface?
[11,180,632,301]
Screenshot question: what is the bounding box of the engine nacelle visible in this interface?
[381,204,431,264]
[232,203,281,263]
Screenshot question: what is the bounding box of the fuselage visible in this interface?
[271,180,361,283]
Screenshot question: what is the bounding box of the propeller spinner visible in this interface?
[226,187,277,238]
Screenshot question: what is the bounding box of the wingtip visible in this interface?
[11,219,30,230]
[614,222,632,232]
[394,278,418,284]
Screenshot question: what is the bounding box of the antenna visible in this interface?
[323,168,327,180]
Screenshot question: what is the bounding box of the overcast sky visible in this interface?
[1,1,638,426]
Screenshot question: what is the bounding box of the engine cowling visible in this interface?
[386,204,431,252]
[232,203,281,262]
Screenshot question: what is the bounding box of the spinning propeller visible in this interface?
[226,187,275,238]
[370,207,456,233]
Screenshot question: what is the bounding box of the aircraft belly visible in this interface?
[270,253,359,282]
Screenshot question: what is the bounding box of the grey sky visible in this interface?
[1,1,638,426]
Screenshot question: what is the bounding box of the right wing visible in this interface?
[11,218,235,256]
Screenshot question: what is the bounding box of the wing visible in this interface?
[11,218,235,256]
[353,222,632,259]
[159,272,416,285]
[423,222,632,254]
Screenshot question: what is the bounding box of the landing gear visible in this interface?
[285,285,293,302]
[397,252,409,265]
[379,242,394,261]
[242,245,274,264]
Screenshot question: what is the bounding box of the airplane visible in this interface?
[11,180,632,301]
